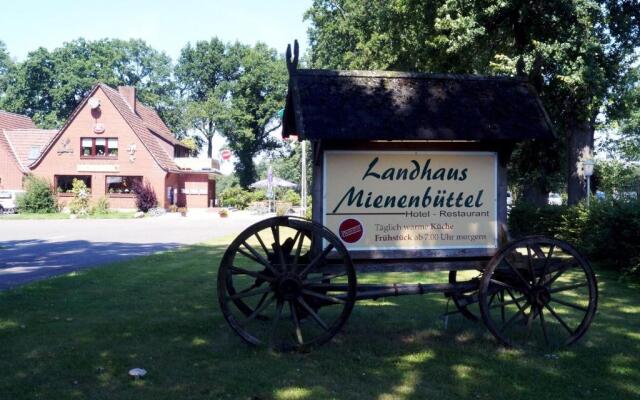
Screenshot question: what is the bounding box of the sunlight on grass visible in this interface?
[0,319,19,330]
[400,351,435,364]
[191,337,208,346]
[452,364,473,380]
[378,370,419,399]
[274,387,313,400]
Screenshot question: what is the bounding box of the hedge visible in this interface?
[508,199,640,277]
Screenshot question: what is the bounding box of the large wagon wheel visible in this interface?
[218,216,357,351]
[479,236,598,349]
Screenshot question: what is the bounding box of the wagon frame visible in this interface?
[217,42,598,352]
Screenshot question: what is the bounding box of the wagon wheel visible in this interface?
[218,216,357,351]
[448,270,482,322]
[479,236,598,349]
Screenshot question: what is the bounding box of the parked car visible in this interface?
[0,190,24,214]
[548,192,562,206]
[506,191,513,208]
[595,190,606,201]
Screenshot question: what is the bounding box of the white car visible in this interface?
[506,191,513,208]
[548,192,562,206]
[0,190,24,214]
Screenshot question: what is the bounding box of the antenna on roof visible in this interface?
[286,40,299,73]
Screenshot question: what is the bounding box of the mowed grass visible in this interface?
[1,237,639,400]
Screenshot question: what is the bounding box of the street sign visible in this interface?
[221,149,232,161]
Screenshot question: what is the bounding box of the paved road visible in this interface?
[0,211,265,290]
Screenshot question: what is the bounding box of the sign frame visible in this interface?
[320,148,502,260]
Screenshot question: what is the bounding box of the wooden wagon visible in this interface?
[217,43,598,351]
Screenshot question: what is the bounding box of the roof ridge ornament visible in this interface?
[286,40,299,73]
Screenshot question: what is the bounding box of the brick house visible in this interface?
[29,84,219,209]
[0,110,57,191]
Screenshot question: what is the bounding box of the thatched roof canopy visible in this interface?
[282,69,555,142]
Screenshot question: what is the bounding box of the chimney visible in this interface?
[118,86,136,112]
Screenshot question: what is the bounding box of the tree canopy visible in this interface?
[306,0,640,204]
[0,38,176,129]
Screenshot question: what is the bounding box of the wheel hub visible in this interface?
[529,286,551,307]
[276,273,303,301]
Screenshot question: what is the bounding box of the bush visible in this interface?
[16,175,56,213]
[91,197,110,214]
[508,200,568,238]
[220,187,253,209]
[133,181,158,212]
[68,179,91,215]
[251,190,268,202]
[509,198,640,277]
[282,189,301,206]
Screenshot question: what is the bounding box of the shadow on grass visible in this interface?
[0,242,639,399]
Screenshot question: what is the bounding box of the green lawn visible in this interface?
[0,211,136,220]
[1,237,639,399]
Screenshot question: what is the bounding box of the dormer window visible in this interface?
[81,137,118,158]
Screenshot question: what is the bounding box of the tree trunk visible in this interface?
[566,121,594,205]
[207,120,214,158]
[236,151,256,188]
[521,179,548,207]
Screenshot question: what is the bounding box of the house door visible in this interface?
[208,180,216,207]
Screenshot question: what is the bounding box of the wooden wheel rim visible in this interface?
[217,216,357,351]
[479,236,598,349]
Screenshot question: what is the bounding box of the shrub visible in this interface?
[91,197,110,215]
[68,179,91,215]
[282,189,301,206]
[508,200,568,238]
[16,175,56,213]
[251,190,268,202]
[133,181,158,212]
[509,198,640,277]
[220,187,253,209]
[218,208,229,217]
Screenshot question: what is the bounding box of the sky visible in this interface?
[1,0,313,174]
[1,0,312,62]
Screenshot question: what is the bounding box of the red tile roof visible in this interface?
[0,130,25,173]
[2,128,57,171]
[31,83,186,172]
[135,103,185,147]
[0,110,37,130]
[98,84,180,171]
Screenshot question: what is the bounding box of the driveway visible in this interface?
[0,211,265,290]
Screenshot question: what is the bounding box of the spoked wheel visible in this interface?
[447,270,482,322]
[479,236,598,349]
[218,216,357,351]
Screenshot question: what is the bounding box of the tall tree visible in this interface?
[218,43,288,187]
[0,38,176,129]
[306,0,640,205]
[0,41,13,97]
[175,38,236,157]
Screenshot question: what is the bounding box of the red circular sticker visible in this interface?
[339,218,364,243]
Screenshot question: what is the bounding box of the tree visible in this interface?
[175,38,236,157]
[306,0,640,205]
[257,140,313,193]
[0,41,13,97]
[217,43,288,187]
[1,39,177,129]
